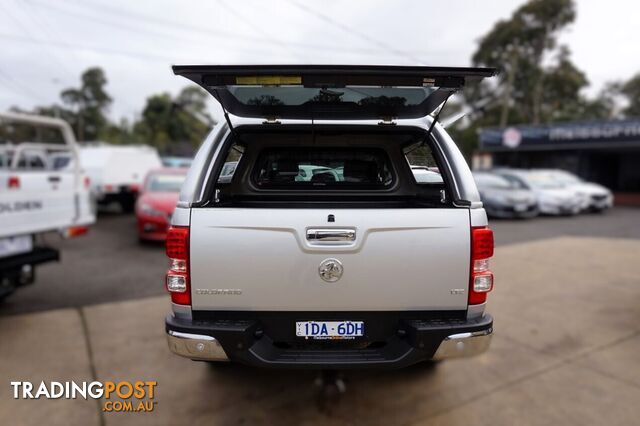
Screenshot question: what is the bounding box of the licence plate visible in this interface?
[514,204,527,212]
[0,235,33,258]
[296,321,364,340]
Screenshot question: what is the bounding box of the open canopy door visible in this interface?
[173,65,496,121]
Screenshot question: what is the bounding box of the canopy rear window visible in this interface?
[173,65,496,120]
[252,148,393,190]
[229,86,433,108]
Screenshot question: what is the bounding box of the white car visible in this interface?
[473,172,538,219]
[496,170,583,216]
[0,112,95,300]
[164,65,497,369]
[541,170,613,212]
[78,144,162,212]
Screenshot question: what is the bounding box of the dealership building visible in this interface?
[476,119,640,204]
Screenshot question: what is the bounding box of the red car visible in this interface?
[135,168,188,242]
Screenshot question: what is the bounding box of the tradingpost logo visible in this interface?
[10,380,157,413]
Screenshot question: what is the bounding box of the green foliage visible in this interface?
[133,87,213,153]
[8,24,640,162]
[15,67,214,154]
[472,0,576,70]
[620,74,640,117]
[470,0,581,126]
[61,67,112,141]
[457,0,619,160]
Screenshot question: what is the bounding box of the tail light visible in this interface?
[84,176,91,188]
[65,226,89,238]
[469,226,494,305]
[8,176,20,189]
[165,226,190,305]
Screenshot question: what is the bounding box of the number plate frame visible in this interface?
[0,235,33,258]
[296,321,365,340]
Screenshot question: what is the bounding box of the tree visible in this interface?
[172,86,214,146]
[471,0,576,126]
[61,67,112,141]
[100,118,137,145]
[4,68,213,152]
[538,46,589,122]
[620,74,640,117]
[449,0,620,161]
[134,93,173,150]
[133,86,213,153]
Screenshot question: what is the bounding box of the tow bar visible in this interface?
[314,370,347,412]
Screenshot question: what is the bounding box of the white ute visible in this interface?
[164,65,496,369]
[77,144,162,212]
[0,112,95,300]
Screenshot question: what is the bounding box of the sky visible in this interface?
[1,0,639,124]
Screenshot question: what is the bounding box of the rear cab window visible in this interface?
[209,127,451,208]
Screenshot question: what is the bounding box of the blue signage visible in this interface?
[480,119,640,150]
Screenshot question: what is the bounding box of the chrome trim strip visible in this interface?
[166,330,229,361]
[168,330,215,341]
[432,327,493,360]
[446,329,491,340]
[306,228,356,243]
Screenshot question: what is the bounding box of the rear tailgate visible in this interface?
[190,208,470,311]
[0,169,77,238]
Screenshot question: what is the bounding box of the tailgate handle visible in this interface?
[306,228,355,244]
[48,175,61,183]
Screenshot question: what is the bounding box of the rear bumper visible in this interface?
[539,202,580,216]
[0,247,59,296]
[589,196,613,211]
[0,247,59,271]
[165,312,493,369]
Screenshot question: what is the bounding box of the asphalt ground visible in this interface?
[1,207,638,316]
[1,231,639,425]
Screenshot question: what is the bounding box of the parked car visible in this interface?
[0,112,95,301]
[135,168,188,242]
[473,171,538,219]
[541,169,613,212]
[495,169,582,216]
[79,144,163,212]
[164,65,496,369]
